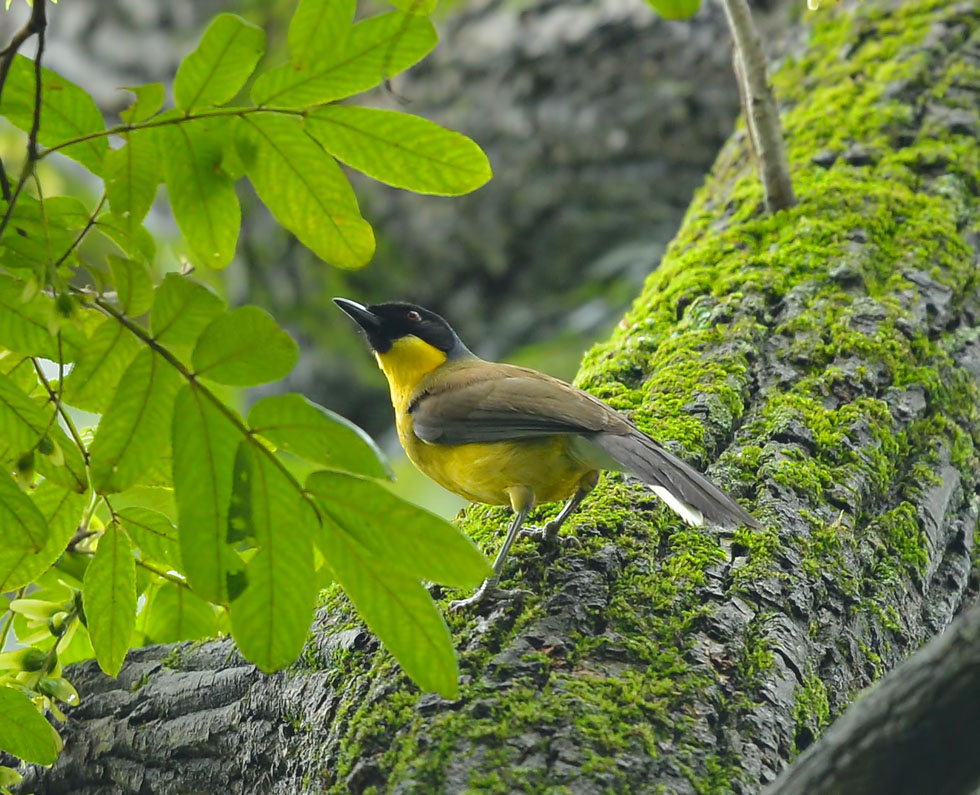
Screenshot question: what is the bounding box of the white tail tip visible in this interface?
[651,485,705,526]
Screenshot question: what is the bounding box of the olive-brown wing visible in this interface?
[409,362,629,444]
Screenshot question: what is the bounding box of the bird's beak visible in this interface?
[333,297,381,334]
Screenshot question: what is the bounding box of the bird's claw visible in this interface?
[449,579,528,611]
[519,523,581,549]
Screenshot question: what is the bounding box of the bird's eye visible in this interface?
[406,310,421,322]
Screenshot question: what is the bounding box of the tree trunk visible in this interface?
[14,0,980,792]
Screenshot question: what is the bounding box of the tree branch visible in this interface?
[0,0,48,236]
[719,0,795,212]
[766,601,980,795]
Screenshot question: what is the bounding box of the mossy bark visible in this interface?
[15,1,980,793]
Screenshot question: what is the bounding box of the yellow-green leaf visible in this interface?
[141,581,219,644]
[0,469,48,551]
[108,256,154,315]
[251,11,436,108]
[306,106,491,196]
[104,131,160,232]
[0,482,84,591]
[308,470,490,586]
[62,316,141,414]
[227,443,318,672]
[646,0,700,19]
[83,523,137,676]
[155,115,240,268]
[117,507,179,567]
[0,370,51,463]
[317,518,459,698]
[174,14,265,111]
[237,114,374,269]
[191,305,298,386]
[89,348,182,494]
[150,273,225,349]
[288,0,356,69]
[248,393,390,479]
[172,384,244,603]
[119,83,164,123]
[0,275,85,361]
[0,54,106,175]
[0,686,62,765]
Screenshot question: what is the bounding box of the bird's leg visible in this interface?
[449,492,533,611]
[520,471,598,547]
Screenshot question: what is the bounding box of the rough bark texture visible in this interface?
[11,0,980,792]
[765,600,980,795]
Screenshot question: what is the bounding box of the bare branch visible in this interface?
[719,0,795,212]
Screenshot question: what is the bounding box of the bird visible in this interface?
[334,298,760,609]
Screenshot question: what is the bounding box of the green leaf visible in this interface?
[94,212,157,264]
[0,686,62,765]
[317,521,459,698]
[191,305,298,386]
[104,131,160,232]
[89,348,182,494]
[155,116,240,268]
[119,84,164,124]
[0,195,85,272]
[117,507,179,567]
[62,316,141,413]
[174,14,265,111]
[108,256,154,315]
[248,393,390,479]
[289,0,356,69]
[0,482,86,591]
[250,11,437,107]
[141,582,218,644]
[172,384,244,603]
[308,470,489,586]
[228,443,318,672]
[34,427,88,493]
[0,469,48,551]
[306,106,492,196]
[83,523,137,676]
[645,0,700,19]
[0,369,51,462]
[0,275,85,360]
[237,114,374,269]
[150,273,225,348]
[0,54,107,175]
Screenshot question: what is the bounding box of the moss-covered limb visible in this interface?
[15,2,980,794]
[291,2,980,791]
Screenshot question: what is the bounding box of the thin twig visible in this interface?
[137,560,193,590]
[719,0,795,212]
[0,586,26,651]
[52,192,107,270]
[71,289,323,524]
[0,2,47,202]
[0,0,48,237]
[32,357,90,465]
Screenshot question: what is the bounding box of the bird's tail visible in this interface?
[590,429,760,529]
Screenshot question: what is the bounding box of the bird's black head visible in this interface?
[333,298,472,357]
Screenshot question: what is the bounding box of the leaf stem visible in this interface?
[32,357,90,465]
[73,289,322,522]
[38,105,305,161]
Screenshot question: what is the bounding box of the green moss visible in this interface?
[160,645,184,671]
[792,669,831,754]
[304,3,980,791]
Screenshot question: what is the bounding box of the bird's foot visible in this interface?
[519,523,581,549]
[449,578,528,612]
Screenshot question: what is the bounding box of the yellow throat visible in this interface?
[375,335,448,412]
